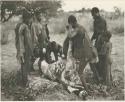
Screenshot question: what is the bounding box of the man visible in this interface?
[91,7,107,52]
[63,15,98,91]
[31,10,48,49]
[31,10,51,72]
[91,7,107,82]
[45,23,50,40]
[15,9,33,86]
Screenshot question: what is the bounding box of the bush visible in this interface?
[107,16,124,34]
[1,70,22,89]
[48,12,124,36]
[48,15,68,34]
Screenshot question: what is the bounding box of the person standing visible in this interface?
[91,7,107,51]
[15,9,33,86]
[31,10,52,72]
[91,7,107,82]
[98,31,112,86]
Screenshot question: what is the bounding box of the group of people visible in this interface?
[90,7,112,87]
[15,7,112,93]
[63,7,112,92]
[15,8,60,85]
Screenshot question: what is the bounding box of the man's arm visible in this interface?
[18,25,25,55]
[91,33,97,41]
[16,24,25,63]
[31,23,39,46]
[15,23,21,51]
[91,21,97,41]
[106,42,112,56]
[63,37,69,59]
[45,25,50,40]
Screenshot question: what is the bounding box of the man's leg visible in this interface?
[30,56,36,71]
[21,56,29,86]
[22,55,33,86]
[89,63,101,83]
[105,58,112,86]
[38,57,44,75]
[77,59,88,91]
[98,56,106,83]
[21,63,27,86]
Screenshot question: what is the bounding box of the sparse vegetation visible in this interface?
[0,1,124,100]
[48,11,124,35]
[107,16,124,35]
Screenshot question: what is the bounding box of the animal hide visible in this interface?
[40,59,65,81]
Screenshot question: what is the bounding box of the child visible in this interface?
[99,31,112,86]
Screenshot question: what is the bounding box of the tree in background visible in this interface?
[1,0,62,44]
[1,0,62,22]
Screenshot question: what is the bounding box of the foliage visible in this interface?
[1,0,62,22]
[107,16,124,35]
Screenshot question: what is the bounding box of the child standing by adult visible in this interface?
[99,31,112,87]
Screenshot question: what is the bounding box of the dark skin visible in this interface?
[91,12,99,20]
[64,18,100,92]
[91,11,107,42]
[47,41,63,61]
[90,10,108,83]
[31,13,51,74]
[16,16,33,86]
[36,14,42,22]
[66,21,88,91]
[102,34,112,86]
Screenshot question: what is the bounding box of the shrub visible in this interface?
[48,15,68,34]
[107,16,124,35]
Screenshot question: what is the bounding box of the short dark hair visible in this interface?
[68,15,77,24]
[91,7,99,14]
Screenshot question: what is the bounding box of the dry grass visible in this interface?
[107,16,124,35]
[48,12,124,35]
[1,13,124,100]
